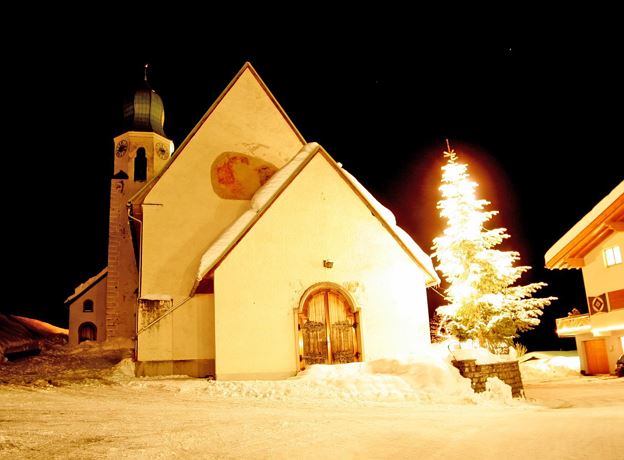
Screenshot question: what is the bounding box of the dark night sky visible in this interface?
[3,17,621,351]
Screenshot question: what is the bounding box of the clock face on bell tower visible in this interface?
[156,142,168,160]
[115,140,128,157]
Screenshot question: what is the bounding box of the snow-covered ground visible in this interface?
[1,342,622,459]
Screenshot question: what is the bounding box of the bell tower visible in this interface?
[106,66,174,342]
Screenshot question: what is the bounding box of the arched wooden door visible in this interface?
[78,322,97,343]
[298,287,360,367]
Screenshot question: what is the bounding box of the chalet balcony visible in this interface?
[556,314,591,337]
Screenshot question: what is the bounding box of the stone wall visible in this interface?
[106,179,139,342]
[452,359,524,398]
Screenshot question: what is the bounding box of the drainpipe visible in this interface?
[127,203,143,361]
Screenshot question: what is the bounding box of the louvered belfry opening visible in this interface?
[299,287,360,367]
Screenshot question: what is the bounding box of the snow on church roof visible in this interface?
[196,143,320,283]
[340,169,437,279]
[64,267,108,304]
[194,143,439,293]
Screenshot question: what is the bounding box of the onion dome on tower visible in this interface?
[122,64,166,137]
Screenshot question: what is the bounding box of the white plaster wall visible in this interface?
[137,68,303,363]
[590,309,624,332]
[574,335,590,373]
[137,294,215,361]
[582,232,624,297]
[214,154,431,379]
[606,334,624,372]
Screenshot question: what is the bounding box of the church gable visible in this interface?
[136,63,307,297]
[146,62,306,204]
[222,151,414,271]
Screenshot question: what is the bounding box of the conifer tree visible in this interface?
[432,148,555,350]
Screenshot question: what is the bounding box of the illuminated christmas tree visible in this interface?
[432,147,555,350]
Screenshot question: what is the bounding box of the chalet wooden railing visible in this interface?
[556,314,591,336]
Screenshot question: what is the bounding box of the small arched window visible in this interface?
[134,147,147,181]
[78,322,97,343]
[83,299,94,312]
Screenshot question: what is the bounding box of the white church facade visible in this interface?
[66,63,439,379]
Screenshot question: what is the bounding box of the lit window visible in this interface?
[603,246,622,267]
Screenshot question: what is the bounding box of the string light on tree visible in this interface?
[432,142,556,350]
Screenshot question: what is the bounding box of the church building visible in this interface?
[66,63,439,379]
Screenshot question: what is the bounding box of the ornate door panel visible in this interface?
[299,288,359,367]
[301,292,328,364]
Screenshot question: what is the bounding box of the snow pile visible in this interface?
[449,343,518,364]
[125,345,514,406]
[292,356,477,404]
[289,342,522,405]
[520,351,580,382]
[109,358,137,381]
[480,376,513,402]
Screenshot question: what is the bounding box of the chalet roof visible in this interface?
[192,143,440,294]
[545,180,624,269]
[127,62,305,208]
[64,267,108,304]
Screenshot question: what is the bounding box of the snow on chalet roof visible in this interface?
[545,180,624,269]
[64,267,108,304]
[194,143,439,293]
